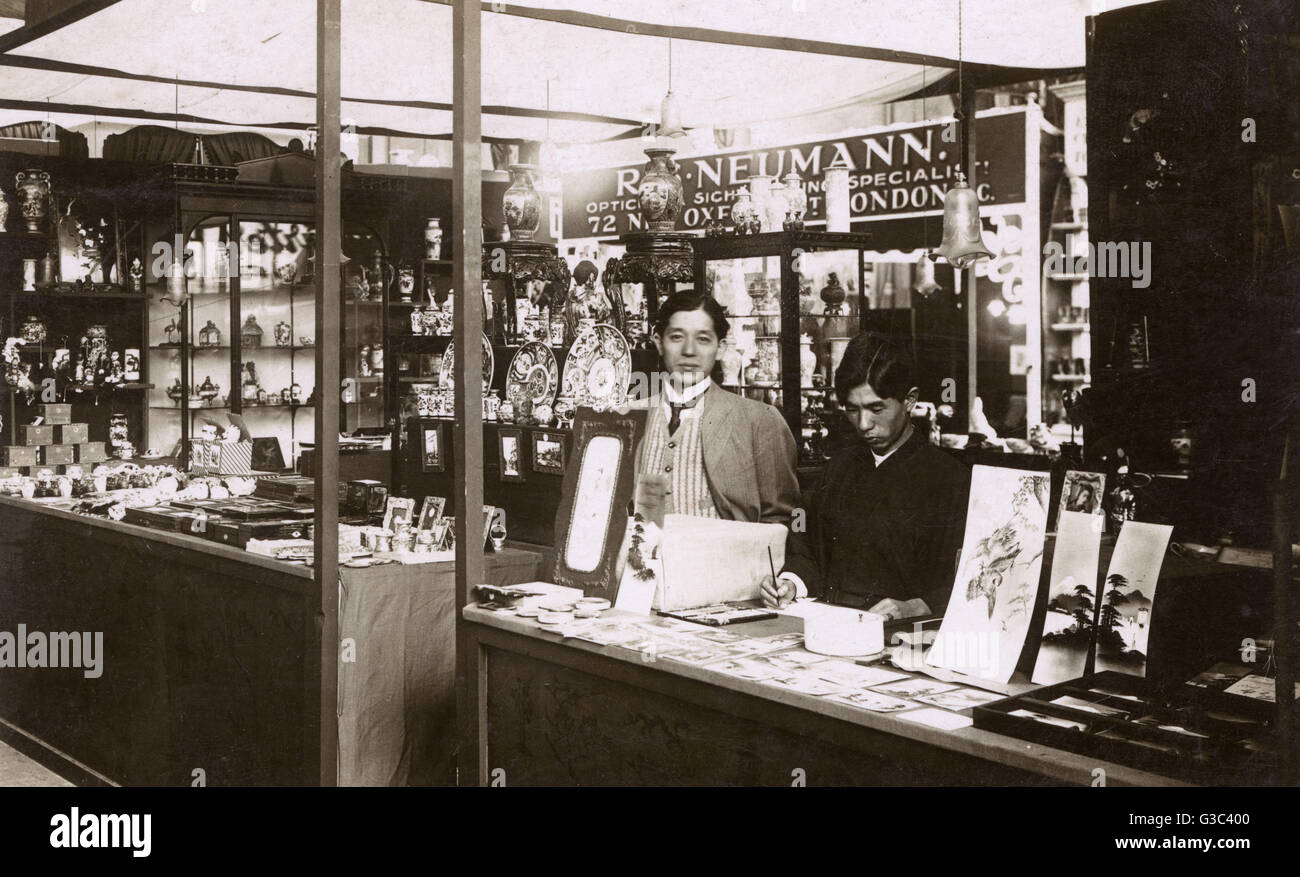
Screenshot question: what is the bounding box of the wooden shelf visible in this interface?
[67,382,155,392]
[7,289,147,301]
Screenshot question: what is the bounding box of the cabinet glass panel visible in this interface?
[237,221,313,467]
[341,225,386,433]
[703,255,783,407]
[146,214,232,456]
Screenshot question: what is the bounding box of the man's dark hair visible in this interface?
[835,332,915,404]
[653,291,730,341]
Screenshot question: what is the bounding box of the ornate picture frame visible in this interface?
[551,408,645,596]
[530,430,566,475]
[420,421,445,473]
[497,427,525,483]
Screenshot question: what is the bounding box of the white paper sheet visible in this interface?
[1093,521,1173,678]
[1031,510,1103,685]
[897,707,975,730]
[657,514,787,610]
[928,466,1051,682]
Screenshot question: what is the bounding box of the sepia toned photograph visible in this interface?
[0,2,1293,857]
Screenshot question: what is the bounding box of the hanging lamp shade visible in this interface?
[913,251,942,297]
[659,89,686,138]
[930,171,993,269]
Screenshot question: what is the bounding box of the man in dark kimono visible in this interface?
[762,333,970,620]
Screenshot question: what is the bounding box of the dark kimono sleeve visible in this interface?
[781,460,833,599]
[916,462,972,615]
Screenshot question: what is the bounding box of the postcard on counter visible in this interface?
[1223,674,1300,703]
[768,673,850,697]
[913,688,1005,711]
[825,689,917,713]
[659,644,751,666]
[815,661,908,688]
[747,650,827,674]
[898,707,975,730]
[871,678,960,699]
[689,629,751,646]
[713,658,781,681]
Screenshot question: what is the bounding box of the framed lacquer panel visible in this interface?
[552,408,645,596]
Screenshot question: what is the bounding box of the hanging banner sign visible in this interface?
[563,109,1027,240]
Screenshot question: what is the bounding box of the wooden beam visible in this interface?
[312,0,341,789]
[0,0,119,53]
[0,55,646,127]
[452,0,485,789]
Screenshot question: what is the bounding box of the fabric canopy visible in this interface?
[0,0,1157,143]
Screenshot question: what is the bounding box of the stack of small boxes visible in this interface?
[0,403,109,478]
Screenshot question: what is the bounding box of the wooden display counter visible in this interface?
[460,605,1192,787]
[0,495,540,786]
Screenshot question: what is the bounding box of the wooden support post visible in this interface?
[453,0,486,788]
[312,0,341,788]
[1273,477,1295,786]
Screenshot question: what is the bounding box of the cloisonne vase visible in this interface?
[15,169,50,233]
[638,147,684,232]
[503,164,541,241]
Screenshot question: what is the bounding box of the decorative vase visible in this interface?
[755,337,779,384]
[824,165,850,232]
[240,314,263,348]
[485,390,501,422]
[783,172,808,228]
[410,307,425,336]
[0,187,8,232]
[38,252,57,287]
[799,335,817,386]
[274,321,292,347]
[766,181,790,233]
[366,250,392,302]
[15,169,50,233]
[1170,421,1195,470]
[743,359,759,386]
[369,342,384,374]
[730,184,761,235]
[820,272,847,315]
[498,397,515,424]
[721,338,744,385]
[638,147,684,232]
[242,362,260,403]
[534,403,554,426]
[397,265,415,302]
[21,314,47,344]
[502,164,541,241]
[424,218,443,259]
[553,395,575,428]
[747,174,774,230]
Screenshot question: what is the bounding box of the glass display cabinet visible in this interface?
[144,164,395,469]
[693,230,874,465]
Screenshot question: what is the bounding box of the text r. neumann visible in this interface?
[0,625,103,678]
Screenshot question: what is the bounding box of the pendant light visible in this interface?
[914,64,942,297]
[658,38,686,139]
[930,0,993,270]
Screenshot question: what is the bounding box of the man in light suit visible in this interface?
[631,291,799,524]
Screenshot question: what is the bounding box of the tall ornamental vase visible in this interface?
[15,169,50,233]
[638,147,684,232]
[503,164,541,241]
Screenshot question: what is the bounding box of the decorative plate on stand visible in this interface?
[441,331,494,393]
[506,341,559,410]
[562,323,631,411]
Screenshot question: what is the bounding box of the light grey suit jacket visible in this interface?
[633,384,800,525]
